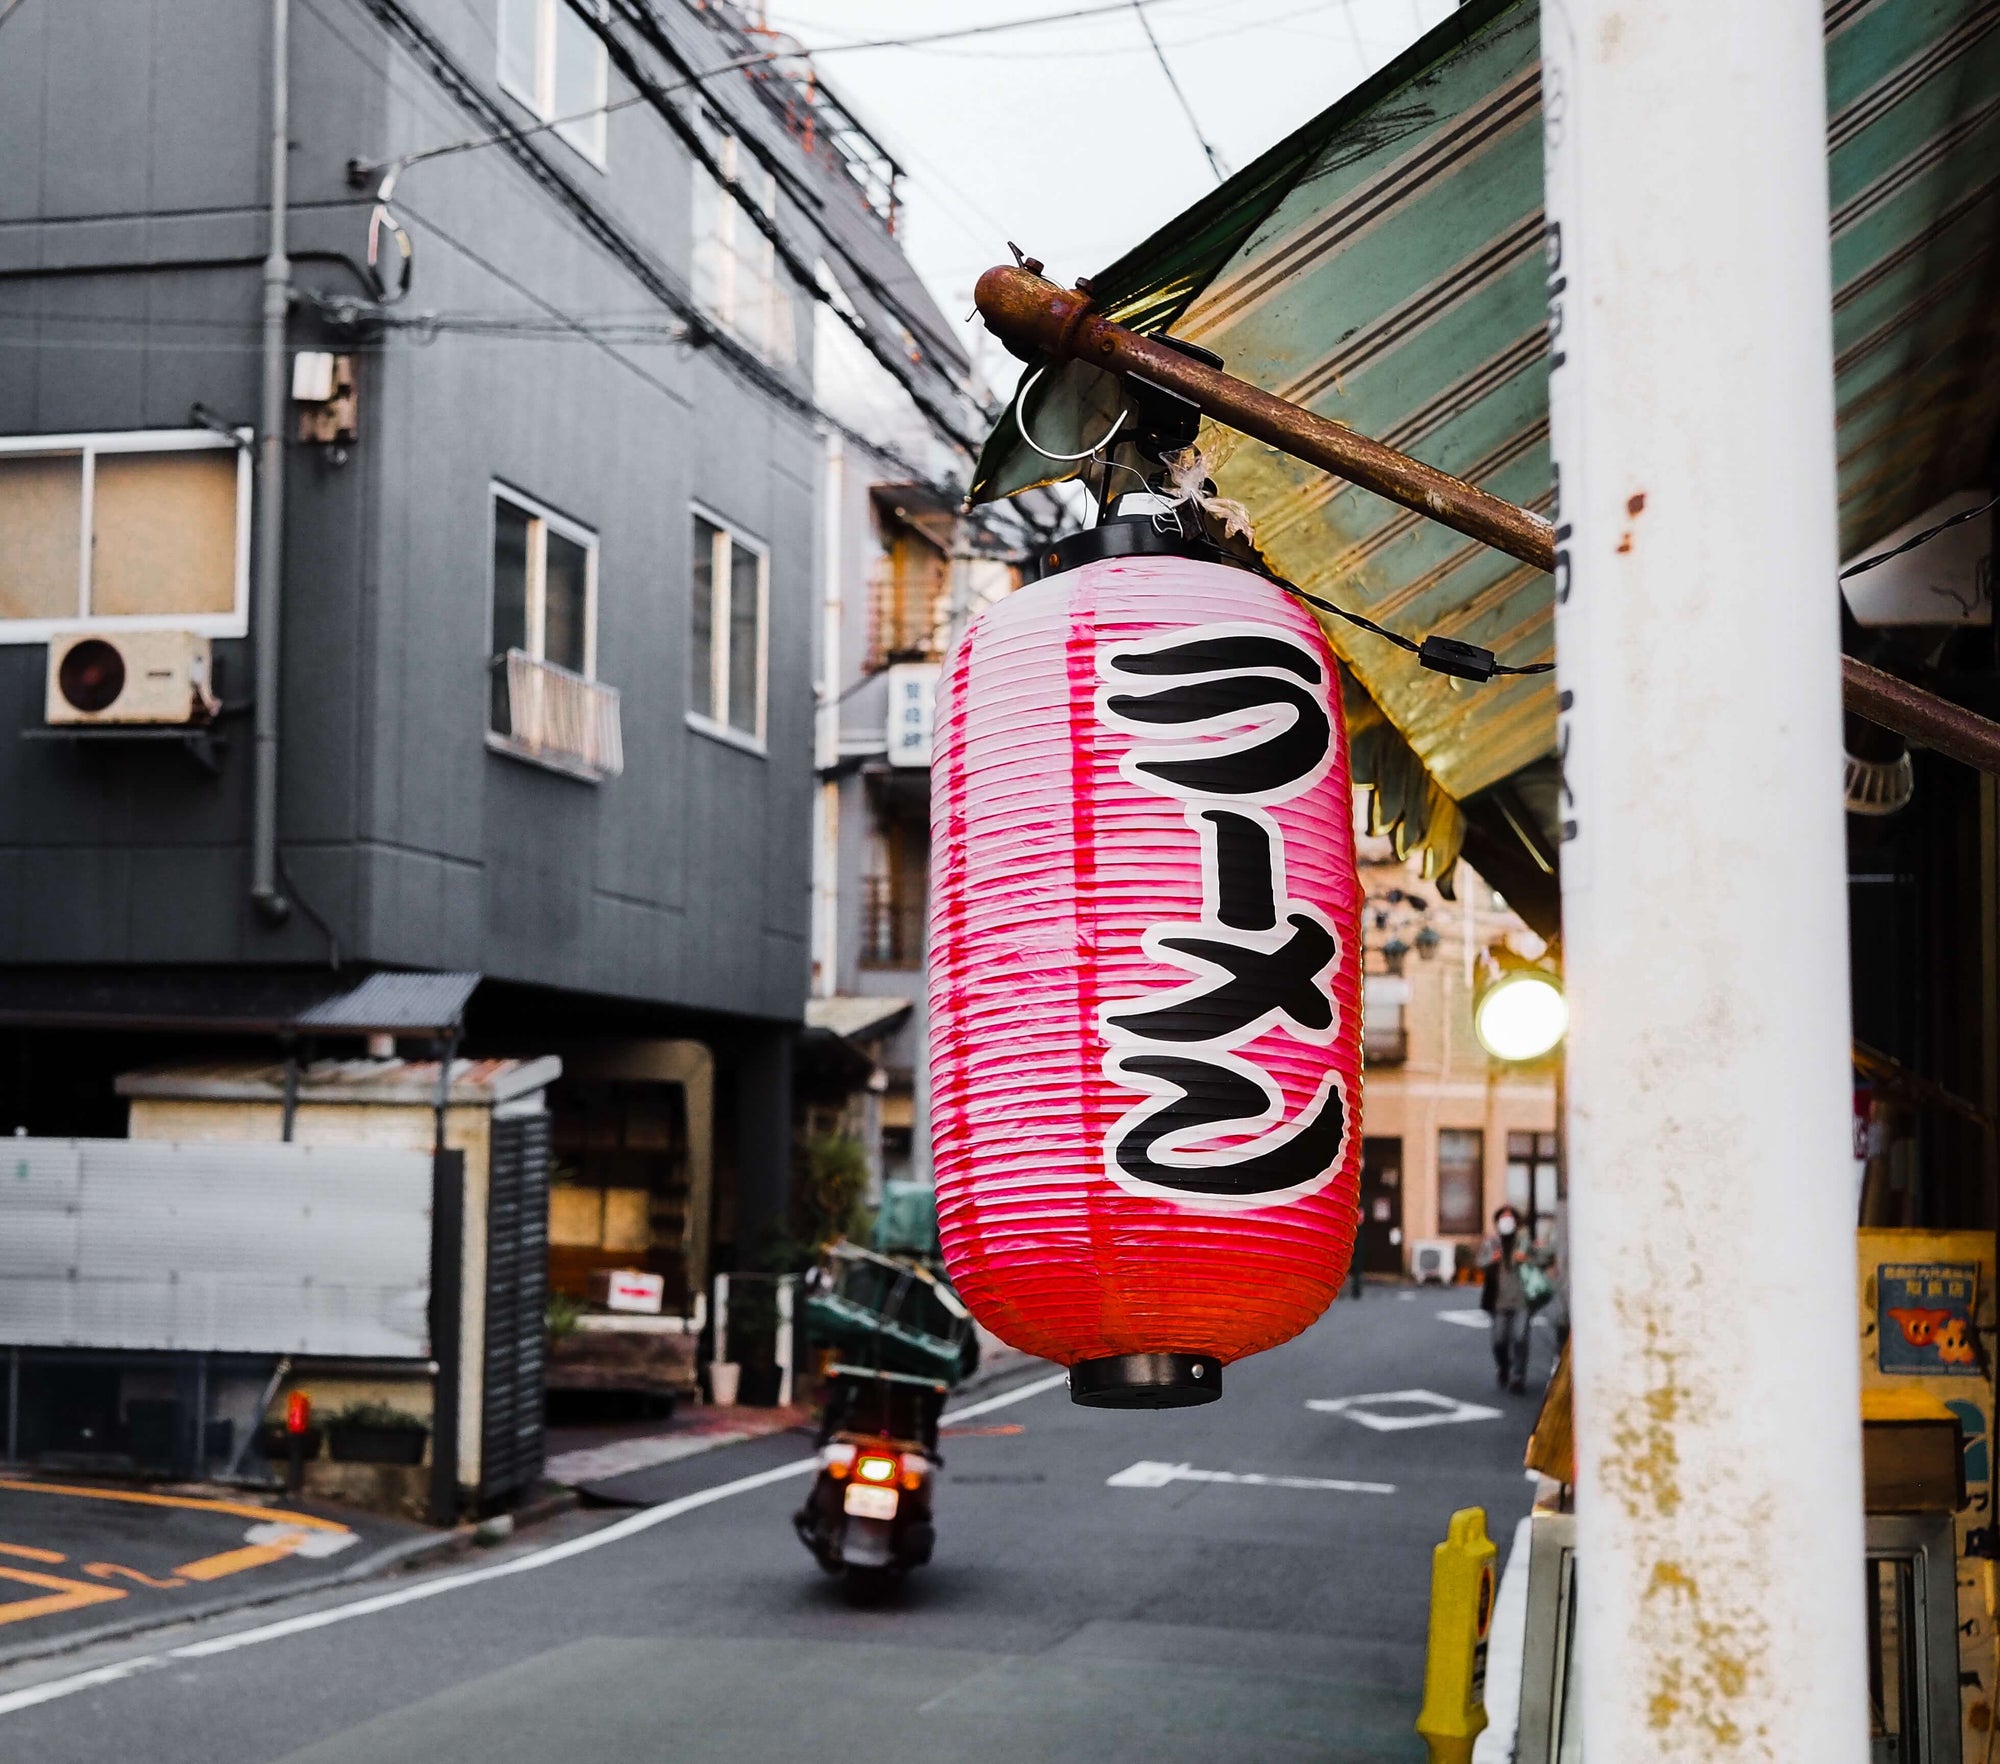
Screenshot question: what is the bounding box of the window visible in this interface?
[490,486,621,779]
[1437,1128,1486,1236]
[692,121,795,363]
[860,814,927,969]
[499,0,609,164]
[689,509,767,747]
[1506,1130,1561,1238]
[866,519,950,668]
[0,431,249,642]
[1362,974,1410,1067]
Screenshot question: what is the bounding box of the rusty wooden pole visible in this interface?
[976,264,1557,573]
[1839,656,2000,775]
[975,262,2000,779]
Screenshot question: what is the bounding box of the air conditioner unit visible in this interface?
[1410,1239,1456,1286]
[46,630,218,727]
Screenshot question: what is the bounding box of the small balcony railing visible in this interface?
[492,649,623,781]
[860,874,925,969]
[1362,1021,1409,1067]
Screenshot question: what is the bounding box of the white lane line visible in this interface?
[1106,1460,1396,1496]
[0,1367,1069,1719]
[943,1369,1068,1423]
[1438,1309,1489,1329]
[1307,1389,1503,1432]
[1472,1516,1533,1763]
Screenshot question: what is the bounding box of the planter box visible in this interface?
[259,1425,324,1461]
[327,1423,428,1466]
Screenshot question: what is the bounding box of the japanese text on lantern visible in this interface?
[1095,623,1350,1205]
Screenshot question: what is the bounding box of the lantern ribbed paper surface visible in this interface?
[930,552,1363,1401]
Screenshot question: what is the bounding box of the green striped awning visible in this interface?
[973,0,2000,868]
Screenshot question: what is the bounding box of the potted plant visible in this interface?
[325,1402,430,1466]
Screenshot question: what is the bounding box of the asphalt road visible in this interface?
[0,1286,1542,1764]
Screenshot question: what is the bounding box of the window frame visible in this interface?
[486,481,600,683]
[686,501,769,755]
[0,428,251,645]
[1436,1126,1487,1237]
[496,0,610,169]
[691,123,794,364]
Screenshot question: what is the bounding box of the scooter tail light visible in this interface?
[899,1453,928,1491]
[855,1453,898,1485]
[820,1442,856,1479]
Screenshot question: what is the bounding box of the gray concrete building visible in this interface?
[0,0,986,1311]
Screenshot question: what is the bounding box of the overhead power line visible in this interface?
[346,0,985,456]
[799,0,1198,54]
[346,50,774,184]
[589,2,985,442]
[1130,0,1230,183]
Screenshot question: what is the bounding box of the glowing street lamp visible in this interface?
[1473,970,1567,1063]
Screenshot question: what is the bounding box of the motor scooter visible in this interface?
[792,1365,945,1589]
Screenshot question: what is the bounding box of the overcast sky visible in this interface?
[768,0,1457,381]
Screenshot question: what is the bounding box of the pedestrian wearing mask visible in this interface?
[1480,1205,1533,1393]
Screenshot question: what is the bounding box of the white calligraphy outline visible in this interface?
[1091,619,1352,1209]
[1094,619,1338,808]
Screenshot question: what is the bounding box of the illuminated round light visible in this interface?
[1474,972,1568,1062]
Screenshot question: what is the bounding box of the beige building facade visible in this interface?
[1351,823,1559,1276]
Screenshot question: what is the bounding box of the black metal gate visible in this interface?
[480,1111,550,1506]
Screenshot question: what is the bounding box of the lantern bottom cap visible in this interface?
[1069,1353,1223,1409]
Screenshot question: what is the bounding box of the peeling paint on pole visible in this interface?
[1540,0,1870,1756]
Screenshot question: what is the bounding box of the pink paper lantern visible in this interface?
[929,548,1364,1406]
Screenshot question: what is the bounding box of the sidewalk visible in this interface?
[545,1336,1040,1498]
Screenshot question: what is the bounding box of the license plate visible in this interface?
[843,1483,898,1520]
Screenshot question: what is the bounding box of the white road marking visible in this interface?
[244,1523,358,1560]
[1306,1389,1504,1432]
[1471,1516,1534,1762]
[1437,1309,1489,1329]
[1106,1460,1395,1496]
[0,1368,1070,1719]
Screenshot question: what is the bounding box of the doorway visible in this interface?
[1358,1137,1405,1275]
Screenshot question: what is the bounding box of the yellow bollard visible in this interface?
[1415,1506,1498,1764]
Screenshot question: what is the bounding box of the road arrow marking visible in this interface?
[1306,1389,1504,1432]
[1106,1461,1396,1495]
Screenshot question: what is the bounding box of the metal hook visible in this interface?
[1012,364,1129,464]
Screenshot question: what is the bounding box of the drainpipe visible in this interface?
[251,0,292,926]
[811,432,843,998]
[1539,0,1867,1755]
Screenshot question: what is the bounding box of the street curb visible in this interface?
[0,1467,608,1676]
[0,1523,475,1675]
[0,1370,1050,1673]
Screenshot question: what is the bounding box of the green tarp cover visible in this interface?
[974,0,2000,845]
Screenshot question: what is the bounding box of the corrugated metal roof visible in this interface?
[0,968,482,1033]
[116,1054,562,1107]
[972,0,2000,848]
[805,995,913,1042]
[293,971,483,1032]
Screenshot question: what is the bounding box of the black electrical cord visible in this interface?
[1839,490,2000,581]
[1280,579,1553,681]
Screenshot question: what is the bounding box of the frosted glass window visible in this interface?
[0,453,82,620]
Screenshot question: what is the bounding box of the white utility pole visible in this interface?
[1540,0,1867,1756]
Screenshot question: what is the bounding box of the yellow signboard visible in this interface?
[1417,1505,1498,1764]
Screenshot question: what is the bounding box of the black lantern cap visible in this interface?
[1070,1352,1223,1408]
